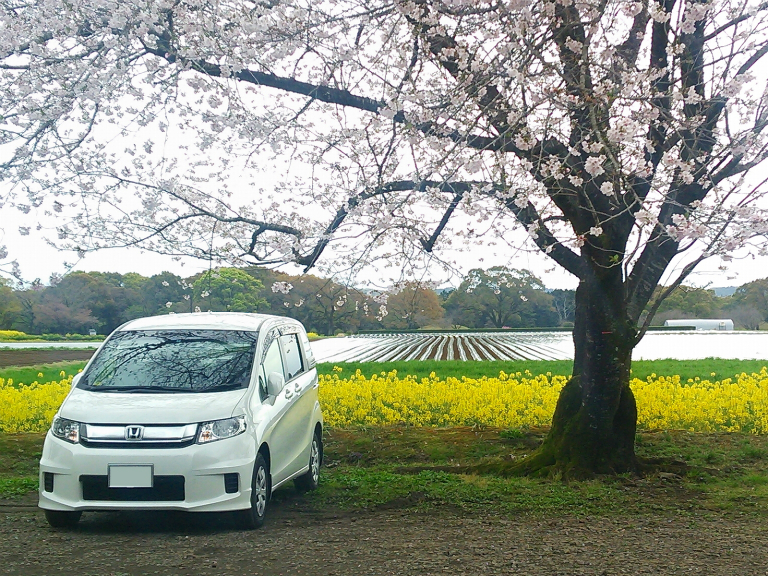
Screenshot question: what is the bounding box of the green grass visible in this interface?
[318,358,768,383]
[4,427,768,517]
[0,433,42,499]
[0,361,86,385]
[300,427,768,516]
[308,466,635,515]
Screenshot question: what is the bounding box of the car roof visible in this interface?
[117,312,297,332]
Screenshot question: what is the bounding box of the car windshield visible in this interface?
[78,329,259,393]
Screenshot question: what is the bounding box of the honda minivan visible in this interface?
[39,313,323,529]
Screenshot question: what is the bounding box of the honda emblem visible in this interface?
[125,425,144,441]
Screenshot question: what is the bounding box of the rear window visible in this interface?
[78,329,259,393]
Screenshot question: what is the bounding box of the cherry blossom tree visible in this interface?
[2,0,768,476]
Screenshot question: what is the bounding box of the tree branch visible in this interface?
[420,191,464,253]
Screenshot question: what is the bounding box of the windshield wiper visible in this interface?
[84,385,192,393]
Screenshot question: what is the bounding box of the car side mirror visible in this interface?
[71,373,83,388]
[267,372,285,396]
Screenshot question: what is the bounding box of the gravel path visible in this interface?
[2,495,766,576]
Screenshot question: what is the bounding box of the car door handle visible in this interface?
[285,382,301,399]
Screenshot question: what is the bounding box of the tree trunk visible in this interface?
[511,273,638,478]
[326,309,335,336]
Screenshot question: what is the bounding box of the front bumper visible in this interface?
[39,431,256,512]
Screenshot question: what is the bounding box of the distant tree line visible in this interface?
[0,267,765,336]
[647,280,768,330]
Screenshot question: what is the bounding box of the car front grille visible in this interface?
[80,475,185,501]
[79,438,196,449]
[80,423,198,449]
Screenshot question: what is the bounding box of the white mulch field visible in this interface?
[312,330,768,363]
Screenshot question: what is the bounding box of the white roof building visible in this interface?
[663,319,734,331]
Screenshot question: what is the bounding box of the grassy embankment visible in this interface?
[1,358,767,517]
[4,357,768,385]
[321,358,768,383]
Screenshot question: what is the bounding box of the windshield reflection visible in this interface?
[79,330,259,393]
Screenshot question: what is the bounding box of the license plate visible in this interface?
[108,465,153,488]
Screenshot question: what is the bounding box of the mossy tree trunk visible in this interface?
[513,264,639,478]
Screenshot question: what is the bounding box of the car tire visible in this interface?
[44,509,82,529]
[235,453,269,530]
[294,430,322,492]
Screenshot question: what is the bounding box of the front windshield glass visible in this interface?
[79,329,259,393]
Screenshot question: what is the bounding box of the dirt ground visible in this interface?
[2,493,766,576]
[0,349,94,368]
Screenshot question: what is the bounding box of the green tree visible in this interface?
[445,268,557,329]
[272,275,373,335]
[0,278,22,329]
[41,271,147,334]
[647,285,722,326]
[192,268,266,312]
[136,272,190,316]
[729,278,768,323]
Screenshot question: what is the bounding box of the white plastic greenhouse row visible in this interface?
[312,332,573,363]
[310,330,768,363]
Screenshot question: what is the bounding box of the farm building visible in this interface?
[664,319,734,331]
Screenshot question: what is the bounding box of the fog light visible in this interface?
[44,472,54,492]
[224,473,239,494]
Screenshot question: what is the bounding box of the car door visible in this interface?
[277,329,316,480]
[258,327,312,486]
[256,330,293,486]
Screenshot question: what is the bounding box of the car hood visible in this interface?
[60,387,248,424]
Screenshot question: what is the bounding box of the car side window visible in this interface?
[259,338,284,400]
[280,333,304,381]
[298,330,316,368]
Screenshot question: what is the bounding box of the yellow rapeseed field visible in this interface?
[0,372,73,433]
[2,367,768,434]
[0,330,27,339]
[318,368,768,434]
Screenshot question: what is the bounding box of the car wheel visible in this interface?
[235,453,269,530]
[44,509,82,529]
[294,431,322,492]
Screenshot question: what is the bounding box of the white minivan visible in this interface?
[39,313,323,530]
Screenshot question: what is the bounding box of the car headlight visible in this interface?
[51,417,81,444]
[197,416,247,444]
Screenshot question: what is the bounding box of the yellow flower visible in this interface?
[3,366,768,435]
[317,366,768,433]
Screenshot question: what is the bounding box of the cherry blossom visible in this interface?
[1,0,767,476]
